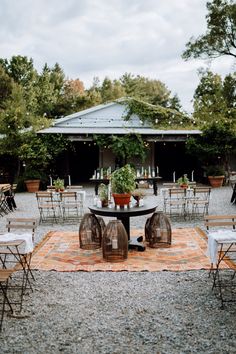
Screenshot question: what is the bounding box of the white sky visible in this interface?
[0,0,235,113]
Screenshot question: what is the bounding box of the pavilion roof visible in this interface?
[38,100,201,140]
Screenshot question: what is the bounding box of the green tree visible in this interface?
[193,70,236,125]
[186,121,236,174]
[0,65,13,108]
[119,73,181,110]
[183,0,236,60]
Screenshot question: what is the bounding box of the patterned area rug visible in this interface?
[30,228,230,272]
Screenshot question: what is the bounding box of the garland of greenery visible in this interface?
[119,97,196,129]
[93,133,148,163]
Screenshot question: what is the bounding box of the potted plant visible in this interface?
[132,189,145,206]
[177,174,189,189]
[206,165,225,188]
[98,183,109,207]
[23,169,42,192]
[53,178,65,192]
[111,164,136,206]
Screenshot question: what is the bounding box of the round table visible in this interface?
[89,202,158,251]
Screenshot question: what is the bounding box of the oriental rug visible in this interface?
[30,228,230,272]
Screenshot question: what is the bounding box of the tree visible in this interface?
[186,121,236,175]
[0,65,13,108]
[119,73,181,110]
[193,69,236,125]
[182,0,236,60]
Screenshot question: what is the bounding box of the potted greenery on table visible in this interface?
[111,164,136,206]
[177,174,189,189]
[53,178,65,192]
[98,183,109,207]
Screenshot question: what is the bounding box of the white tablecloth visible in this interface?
[206,230,236,265]
[0,233,33,253]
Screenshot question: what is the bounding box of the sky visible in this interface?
[0,0,235,113]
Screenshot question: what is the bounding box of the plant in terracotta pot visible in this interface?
[98,183,109,207]
[177,174,189,189]
[206,165,225,188]
[132,189,145,206]
[111,164,136,206]
[53,178,65,192]
[23,169,42,192]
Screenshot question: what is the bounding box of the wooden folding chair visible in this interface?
[163,188,186,218]
[189,187,211,218]
[204,215,236,308]
[36,192,61,223]
[0,269,14,331]
[0,218,37,300]
[60,192,83,221]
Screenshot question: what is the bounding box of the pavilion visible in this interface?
[38,100,201,183]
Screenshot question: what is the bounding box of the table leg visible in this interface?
[153,180,158,196]
[116,216,146,252]
[117,216,130,239]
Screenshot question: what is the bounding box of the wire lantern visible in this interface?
[145,212,172,248]
[79,213,102,249]
[102,220,128,262]
[97,216,106,236]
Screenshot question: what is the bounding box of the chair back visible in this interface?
[6,218,37,242]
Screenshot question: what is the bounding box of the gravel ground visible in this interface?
[0,184,236,354]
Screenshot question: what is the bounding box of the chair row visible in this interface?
[36,190,85,223]
[162,187,211,219]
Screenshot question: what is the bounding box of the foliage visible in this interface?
[177,174,189,186]
[119,73,182,109]
[205,165,225,176]
[93,133,148,165]
[192,70,236,126]
[111,164,136,194]
[53,178,65,190]
[132,189,146,198]
[186,121,236,173]
[22,168,42,180]
[98,183,109,201]
[182,0,236,60]
[121,97,192,129]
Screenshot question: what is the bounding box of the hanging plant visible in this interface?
[93,133,148,164]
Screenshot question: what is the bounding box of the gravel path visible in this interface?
[0,184,236,354]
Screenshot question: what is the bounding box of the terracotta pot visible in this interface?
[25,179,40,192]
[112,193,131,206]
[208,176,224,188]
[180,184,188,189]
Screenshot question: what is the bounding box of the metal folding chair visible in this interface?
[0,269,14,331]
[189,187,211,218]
[205,215,236,308]
[0,218,37,319]
[36,192,61,223]
[1,218,37,289]
[61,191,83,221]
[163,188,186,218]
